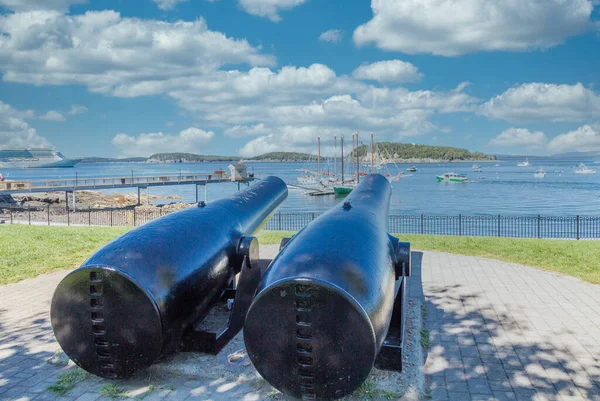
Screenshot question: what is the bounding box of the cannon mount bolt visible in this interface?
[198,201,206,208]
[343,201,352,210]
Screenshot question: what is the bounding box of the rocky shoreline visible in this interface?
[0,191,200,226]
[0,190,188,210]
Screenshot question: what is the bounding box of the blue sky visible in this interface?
[0,0,599,158]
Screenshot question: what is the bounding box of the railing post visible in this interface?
[134,209,137,227]
[67,206,70,226]
[420,214,424,234]
[497,214,501,237]
[576,215,580,240]
[47,205,50,226]
[28,205,31,225]
[9,207,13,224]
[278,212,282,230]
[537,215,541,239]
[110,209,113,227]
[459,214,462,236]
[88,210,91,226]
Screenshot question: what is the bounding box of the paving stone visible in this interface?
[430,386,449,400]
[489,380,513,392]
[513,388,537,401]
[73,394,100,401]
[448,391,471,401]
[492,391,517,401]
[446,381,468,393]
[468,378,492,395]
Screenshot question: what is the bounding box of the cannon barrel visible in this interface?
[244,174,409,400]
[51,176,287,378]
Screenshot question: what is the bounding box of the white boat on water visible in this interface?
[575,163,596,174]
[0,148,80,168]
[533,168,546,179]
[472,164,482,172]
[517,158,531,167]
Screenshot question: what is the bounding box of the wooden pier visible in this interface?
[0,172,255,209]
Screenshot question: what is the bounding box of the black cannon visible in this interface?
[51,176,287,378]
[244,174,410,400]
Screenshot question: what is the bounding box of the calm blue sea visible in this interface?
[2,158,599,216]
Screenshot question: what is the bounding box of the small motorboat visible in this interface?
[407,166,417,172]
[436,172,468,183]
[533,168,546,179]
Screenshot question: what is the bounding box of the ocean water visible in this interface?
[2,159,599,216]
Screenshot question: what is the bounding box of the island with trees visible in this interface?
[80,143,495,164]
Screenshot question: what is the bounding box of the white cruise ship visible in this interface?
[0,148,80,168]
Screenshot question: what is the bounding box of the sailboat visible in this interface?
[517,158,531,167]
[360,144,385,170]
[333,133,360,196]
[575,163,596,174]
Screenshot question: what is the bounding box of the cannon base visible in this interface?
[375,276,408,372]
[182,255,261,355]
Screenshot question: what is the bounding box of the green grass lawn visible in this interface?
[0,225,128,285]
[257,231,600,285]
[1,225,598,285]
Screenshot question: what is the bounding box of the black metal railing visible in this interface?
[263,212,600,240]
[1,205,599,239]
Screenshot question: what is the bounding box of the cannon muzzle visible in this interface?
[51,176,287,378]
[244,174,410,400]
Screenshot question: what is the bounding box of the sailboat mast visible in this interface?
[341,136,344,183]
[371,133,374,174]
[351,134,355,181]
[334,135,337,179]
[317,136,321,179]
[356,132,360,184]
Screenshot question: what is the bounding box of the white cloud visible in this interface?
[354,0,594,56]
[0,100,50,148]
[153,0,189,10]
[238,0,308,22]
[319,29,343,43]
[0,8,484,157]
[0,10,275,96]
[488,128,547,149]
[39,110,66,121]
[224,123,270,137]
[112,127,214,158]
[68,104,87,115]
[353,60,422,84]
[481,83,600,123]
[162,62,477,153]
[547,124,600,153]
[238,126,340,157]
[0,0,86,12]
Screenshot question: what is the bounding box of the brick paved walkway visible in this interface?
[417,252,600,401]
[1,248,599,400]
